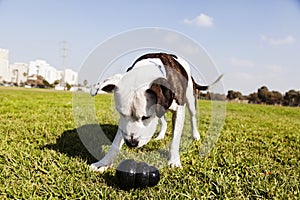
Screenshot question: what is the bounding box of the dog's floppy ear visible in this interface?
[90,74,123,96]
[146,78,174,118]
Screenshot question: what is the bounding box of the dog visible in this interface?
[90,53,222,172]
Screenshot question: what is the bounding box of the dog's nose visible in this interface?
[125,136,139,148]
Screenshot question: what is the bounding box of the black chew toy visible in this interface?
[116,159,160,190]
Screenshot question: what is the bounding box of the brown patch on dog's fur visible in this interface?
[146,78,174,118]
[128,53,189,105]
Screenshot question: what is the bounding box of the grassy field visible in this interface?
[0,87,299,199]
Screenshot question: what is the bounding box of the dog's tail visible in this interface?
[193,74,223,91]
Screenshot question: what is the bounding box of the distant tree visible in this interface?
[37,75,43,81]
[19,81,25,87]
[83,80,88,87]
[225,87,300,107]
[198,92,210,100]
[227,90,242,100]
[43,79,52,88]
[283,90,300,106]
[23,72,28,82]
[258,86,269,103]
[66,82,72,91]
[247,92,260,104]
[53,80,60,85]
[267,91,283,105]
[36,75,45,88]
[211,93,226,101]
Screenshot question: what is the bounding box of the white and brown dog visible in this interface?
[90,53,222,172]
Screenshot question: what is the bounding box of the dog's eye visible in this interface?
[142,116,150,121]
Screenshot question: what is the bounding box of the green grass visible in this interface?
[0,87,299,199]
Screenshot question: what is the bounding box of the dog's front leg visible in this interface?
[90,129,124,172]
[168,105,186,168]
[155,115,167,140]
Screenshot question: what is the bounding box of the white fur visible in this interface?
[90,56,202,172]
[155,115,167,140]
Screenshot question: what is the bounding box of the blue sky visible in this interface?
[0,0,299,94]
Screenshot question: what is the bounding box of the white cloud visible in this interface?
[264,64,283,73]
[225,61,289,94]
[229,57,255,67]
[183,13,214,27]
[260,35,296,46]
[230,72,254,81]
[181,44,201,55]
[163,33,179,43]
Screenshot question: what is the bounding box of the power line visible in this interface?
[60,40,68,88]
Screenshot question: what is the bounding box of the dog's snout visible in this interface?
[125,135,139,148]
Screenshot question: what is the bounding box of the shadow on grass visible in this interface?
[43,124,118,164]
[42,123,165,189]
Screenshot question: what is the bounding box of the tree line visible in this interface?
[25,75,72,90]
[226,86,300,107]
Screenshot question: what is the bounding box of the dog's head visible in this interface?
[91,66,174,148]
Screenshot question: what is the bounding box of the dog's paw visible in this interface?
[155,129,166,140]
[155,134,165,140]
[192,131,201,141]
[168,159,182,168]
[90,162,111,172]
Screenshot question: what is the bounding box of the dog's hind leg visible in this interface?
[90,129,124,172]
[168,105,186,168]
[155,115,167,140]
[186,84,201,141]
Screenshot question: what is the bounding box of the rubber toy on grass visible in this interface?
[116,159,160,190]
